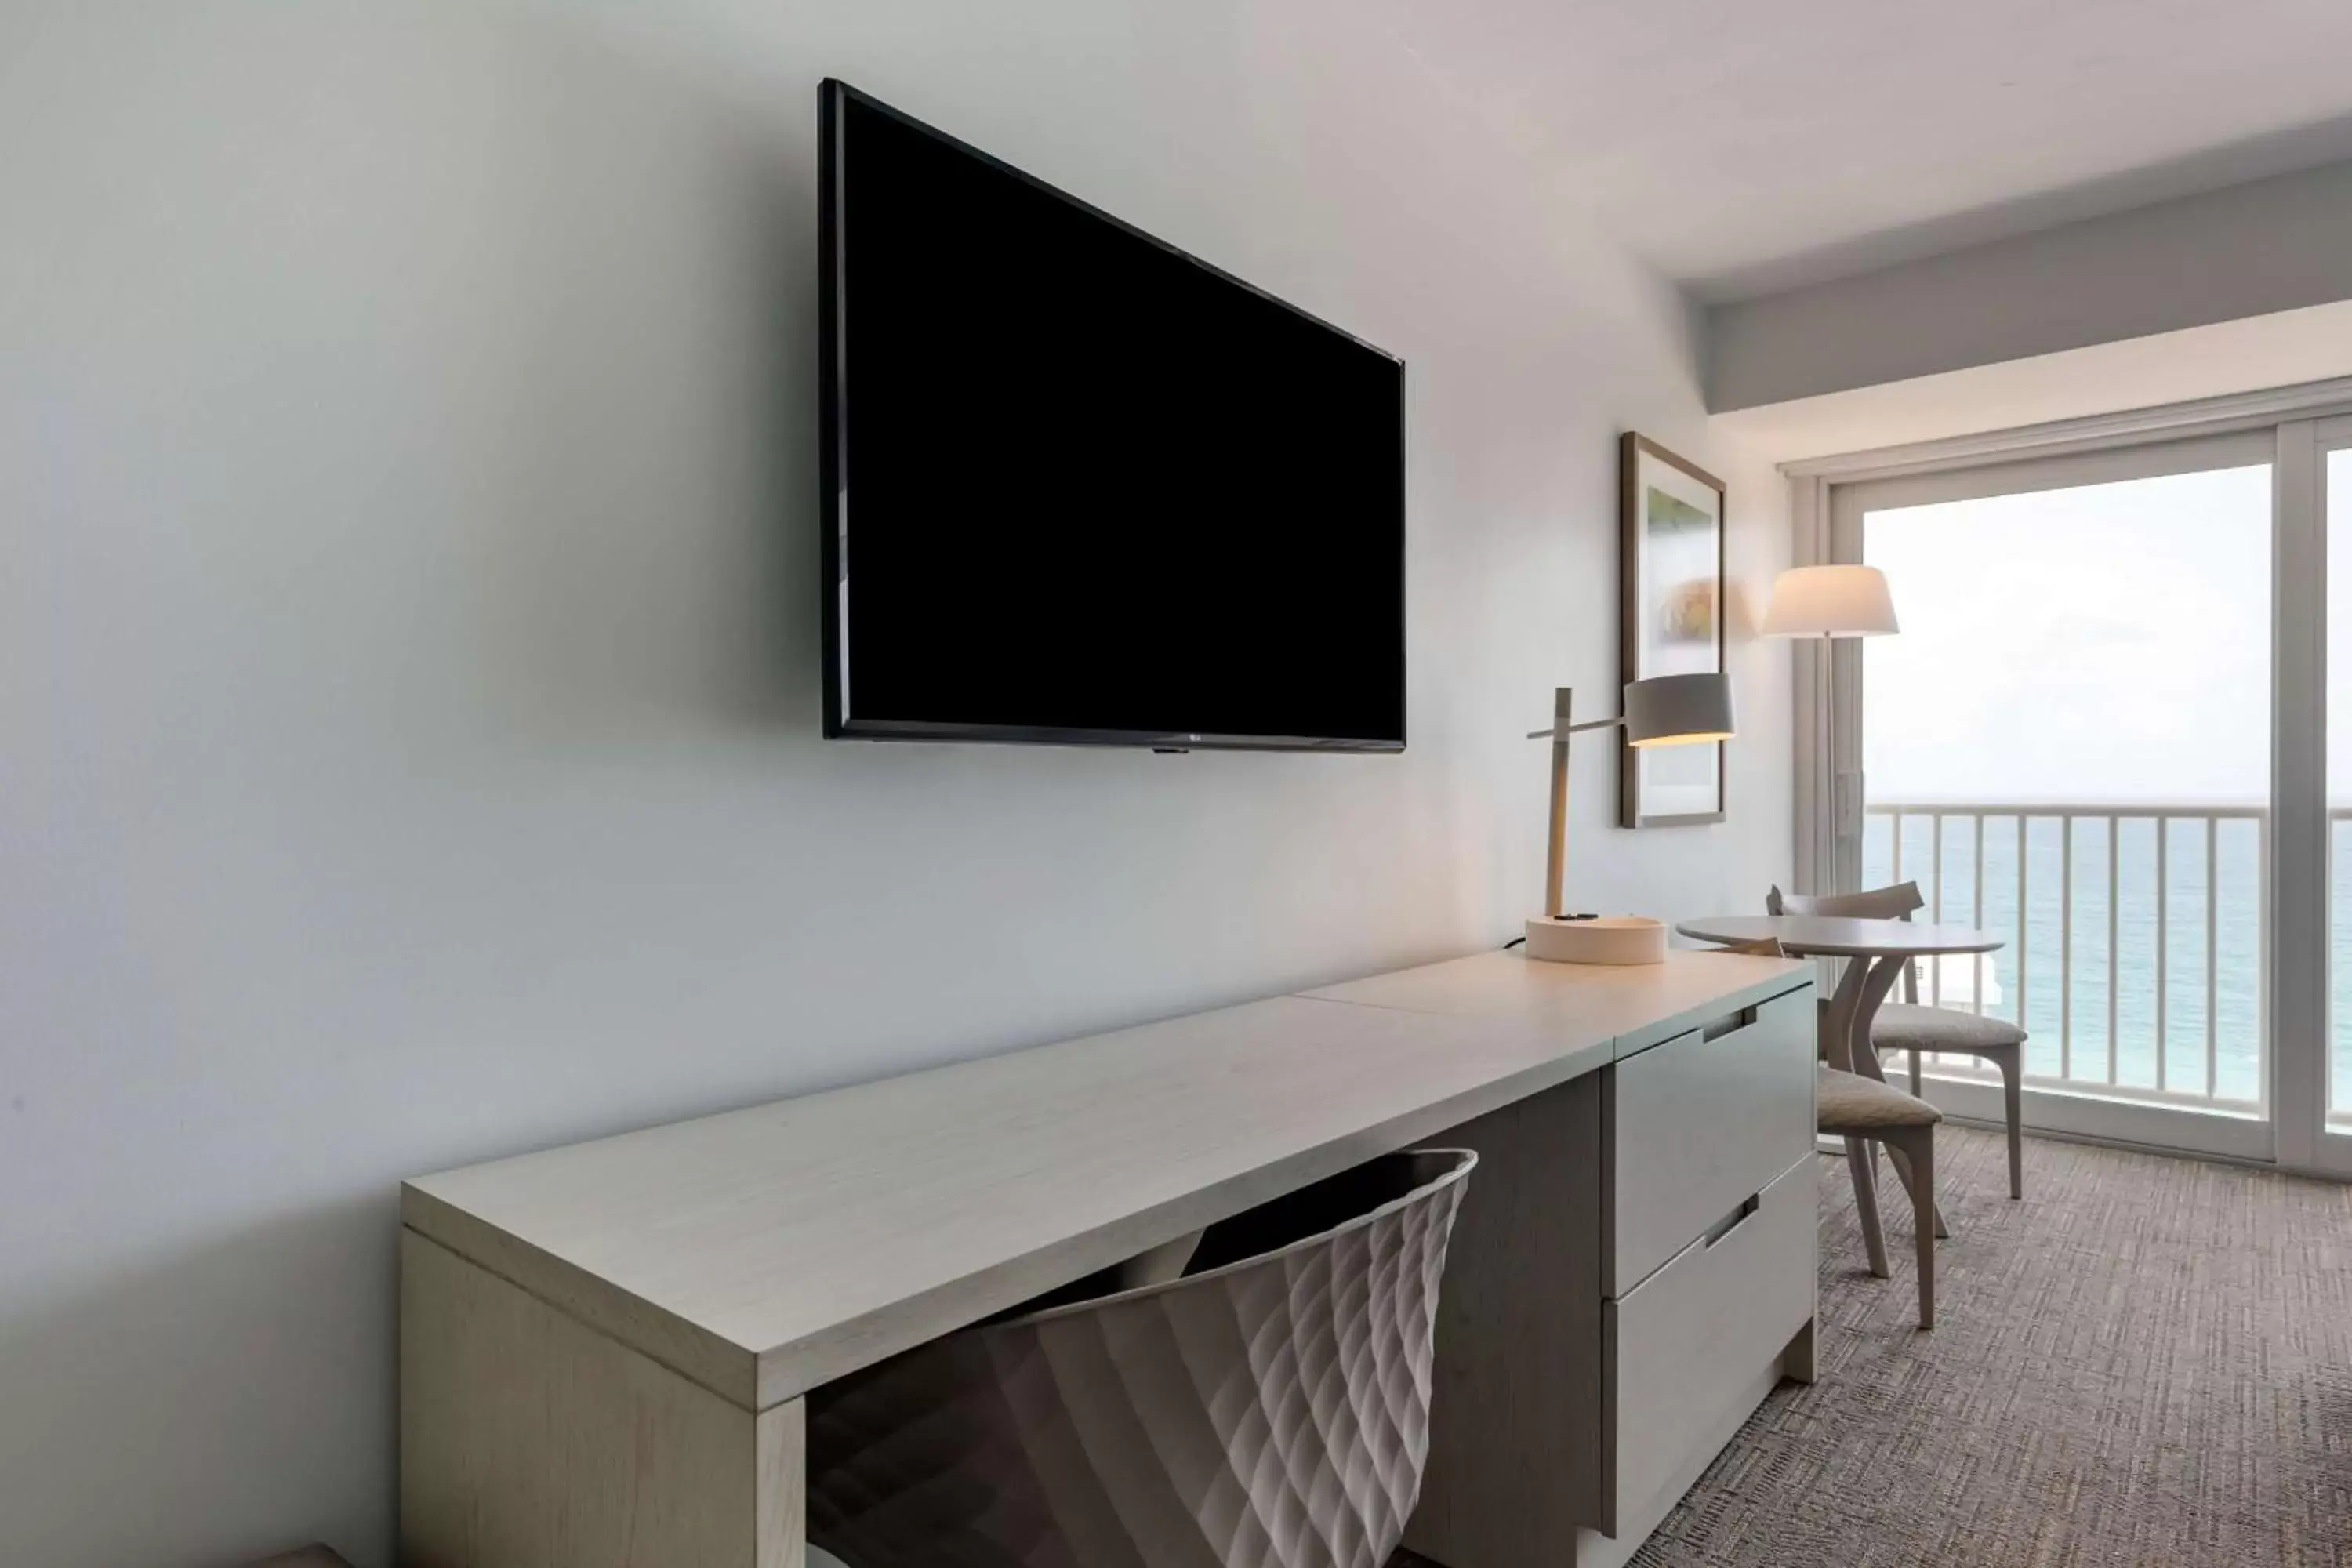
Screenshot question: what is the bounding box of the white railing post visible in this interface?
[2016,815,2028,1033]
[1973,812,1986,1015]
[2117,818,2136,1086]
[2061,815,2074,1080]
[1930,813,1944,1007]
[2208,817,2220,1102]
[2156,817,2169,1093]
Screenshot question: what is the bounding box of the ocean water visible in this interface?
[1857,812,2352,1111]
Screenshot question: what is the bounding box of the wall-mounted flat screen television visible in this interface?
[819,81,1406,752]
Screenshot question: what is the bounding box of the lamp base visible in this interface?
[1523,915,1668,965]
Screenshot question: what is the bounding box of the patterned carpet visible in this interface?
[1414,1128,2352,1568]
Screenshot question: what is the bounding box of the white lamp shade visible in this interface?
[1622,672,1733,747]
[1759,564,1899,637]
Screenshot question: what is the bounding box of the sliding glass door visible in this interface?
[1810,412,2352,1172]
[1828,436,2281,1160]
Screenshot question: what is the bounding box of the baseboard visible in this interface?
[1826,1109,2350,1185]
[1933,1111,2350,1183]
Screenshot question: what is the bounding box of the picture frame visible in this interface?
[1619,432,1727,827]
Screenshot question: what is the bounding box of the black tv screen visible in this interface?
[820,82,1406,751]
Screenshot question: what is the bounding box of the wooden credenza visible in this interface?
[400,949,1817,1568]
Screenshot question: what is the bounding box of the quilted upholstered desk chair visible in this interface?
[1704,937,1941,1330]
[805,1148,1477,1568]
[1768,881,2029,1201]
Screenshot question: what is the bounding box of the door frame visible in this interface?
[2313,413,2352,1176]
[1786,377,2352,1177]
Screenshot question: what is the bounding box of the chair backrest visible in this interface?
[808,1149,1477,1568]
[1766,880,1924,920]
[1768,881,1927,1003]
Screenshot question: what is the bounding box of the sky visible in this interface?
[1859,457,2349,808]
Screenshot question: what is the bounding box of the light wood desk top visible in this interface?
[1300,946,1807,1057]
[404,949,1809,1414]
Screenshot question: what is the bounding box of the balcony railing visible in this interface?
[1862,802,2268,1116]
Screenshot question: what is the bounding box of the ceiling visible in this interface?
[1356,0,2352,301]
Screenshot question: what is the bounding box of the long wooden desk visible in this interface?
[401,947,1817,1568]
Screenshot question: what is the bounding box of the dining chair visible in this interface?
[1816,1064,1940,1329]
[1767,881,2028,1200]
[1703,936,1940,1330]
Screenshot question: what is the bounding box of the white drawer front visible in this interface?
[1604,1156,1814,1532]
[1610,985,1813,1294]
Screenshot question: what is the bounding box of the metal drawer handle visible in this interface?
[1704,1192,1762,1249]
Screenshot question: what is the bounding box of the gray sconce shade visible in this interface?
[1622,672,1734,748]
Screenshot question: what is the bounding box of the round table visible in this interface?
[1675,915,2003,1080]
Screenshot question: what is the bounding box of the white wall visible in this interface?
[0,4,1791,1563]
[1709,157,2352,412]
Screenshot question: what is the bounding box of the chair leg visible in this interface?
[1908,1047,1922,1097]
[1845,1136,1890,1278]
[2001,1053,2024,1200]
[1882,1142,1951,1240]
[1896,1128,1936,1330]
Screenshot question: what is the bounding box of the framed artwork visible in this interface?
[1619,432,1726,827]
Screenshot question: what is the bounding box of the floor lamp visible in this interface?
[1762,563,1900,896]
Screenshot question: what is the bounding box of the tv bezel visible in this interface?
[818,79,1408,753]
